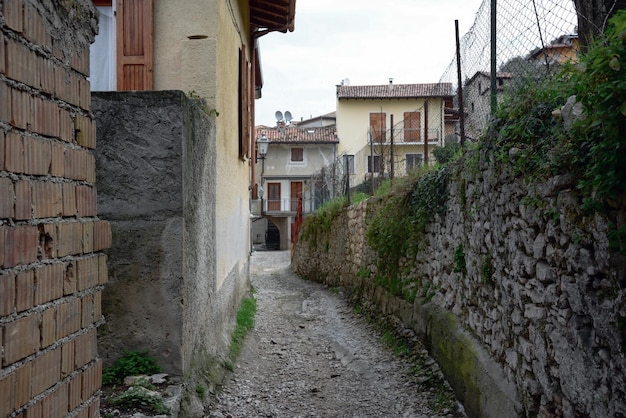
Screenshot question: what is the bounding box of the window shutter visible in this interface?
[239,46,250,160]
[116,0,153,91]
[404,112,421,142]
[369,112,386,143]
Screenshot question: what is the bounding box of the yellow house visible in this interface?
[336,80,454,187]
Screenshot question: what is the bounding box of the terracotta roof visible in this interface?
[337,83,453,100]
[255,126,338,144]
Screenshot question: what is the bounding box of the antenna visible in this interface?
[275,111,284,122]
[284,111,293,123]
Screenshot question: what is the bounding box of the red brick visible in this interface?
[81,357,101,400]
[54,66,70,103]
[61,340,75,378]
[57,298,81,338]
[14,362,32,410]
[0,177,15,218]
[64,260,76,295]
[85,152,96,183]
[23,3,51,50]
[5,131,25,173]
[39,223,57,259]
[1,225,39,268]
[75,329,97,368]
[14,180,32,220]
[24,401,43,418]
[15,269,34,312]
[75,114,96,149]
[11,88,32,130]
[82,221,93,253]
[80,294,94,328]
[71,46,90,76]
[31,347,61,397]
[33,97,60,138]
[79,77,91,110]
[6,39,35,87]
[57,221,83,257]
[0,132,5,171]
[0,370,16,417]
[97,254,108,285]
[39,57,55,94]
[32,181,63,218]
[3,314,40,365]
[24,135,52,175]
[0,32,5,75]
[74,405,89,418]
[62,183,77,216]
[40,305,57,347]
[34,263,64,305]
[3,0,23,33]
[50,141,65,177]
[0,226,5,267]
[64,148,88,181]
[0,272,16,315]
[59,109,73,143]
[76,256,98,292]
[76,185,96,217]
[88,396,100,418]
[67,375,81,410]
[93,221,112,252]
[0,84,10,123]
[41,381,68,418]
[94,290,102,322]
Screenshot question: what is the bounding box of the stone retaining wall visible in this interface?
[293,149,625,418]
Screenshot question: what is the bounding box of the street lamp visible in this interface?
[256,133,270,214]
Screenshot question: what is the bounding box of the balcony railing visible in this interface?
[368,128,441,144]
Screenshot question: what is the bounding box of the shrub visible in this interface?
[102,351,162,385]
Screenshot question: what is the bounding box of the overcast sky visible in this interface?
[255,0,485,126]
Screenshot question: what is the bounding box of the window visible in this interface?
[403,112,421,142]
[369,112,386,143]
[344,154,355,174]
[368,155,382,173]
[406,153,423,172]
[291,147,304,162]
[89,0,154,91]
[238,46,250,160]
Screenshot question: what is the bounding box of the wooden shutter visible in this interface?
[116,0,153,91]
[369,112,386,143]
[404,112,421,142]
[239,46,250,160]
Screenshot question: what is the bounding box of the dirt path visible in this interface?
[207,250,465,418]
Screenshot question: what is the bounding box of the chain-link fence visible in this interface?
[439,0,578,140]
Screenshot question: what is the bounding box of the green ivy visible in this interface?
[453,243,467,275]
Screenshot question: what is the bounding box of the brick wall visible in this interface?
[0,2,109,417]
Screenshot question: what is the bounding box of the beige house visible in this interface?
[336,81,454,187]
[252,124,338,250]
[89,0,296,412]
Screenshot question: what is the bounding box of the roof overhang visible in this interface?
[250,0,296,38]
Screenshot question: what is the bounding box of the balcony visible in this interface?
[250,198,305,217]
[368,128,441,144]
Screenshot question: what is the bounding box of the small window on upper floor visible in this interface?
[291,147,304,162]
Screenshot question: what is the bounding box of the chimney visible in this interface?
[389,78,393,85]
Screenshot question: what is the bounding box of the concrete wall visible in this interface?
[293,146,626,418]
[93,91,250,415]
[0,1,111,416]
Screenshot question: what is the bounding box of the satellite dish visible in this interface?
[275,111,284,122]
[284,111,293,123]
[342,78,350,86]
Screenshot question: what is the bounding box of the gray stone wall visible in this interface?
[292,148,625,418]
[93,92,250,416]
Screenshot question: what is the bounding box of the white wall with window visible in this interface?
[89,3,116,91]
[405,153,424,173]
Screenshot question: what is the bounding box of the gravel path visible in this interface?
[207,250,465,418]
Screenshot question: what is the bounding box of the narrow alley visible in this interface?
[207,250,465,418]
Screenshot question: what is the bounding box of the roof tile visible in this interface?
[337,83,453,100]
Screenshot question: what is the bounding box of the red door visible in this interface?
[268,183,281,211]
[290,182,303,211]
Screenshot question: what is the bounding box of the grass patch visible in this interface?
[227,296,257,362]
[109,386,170,415]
